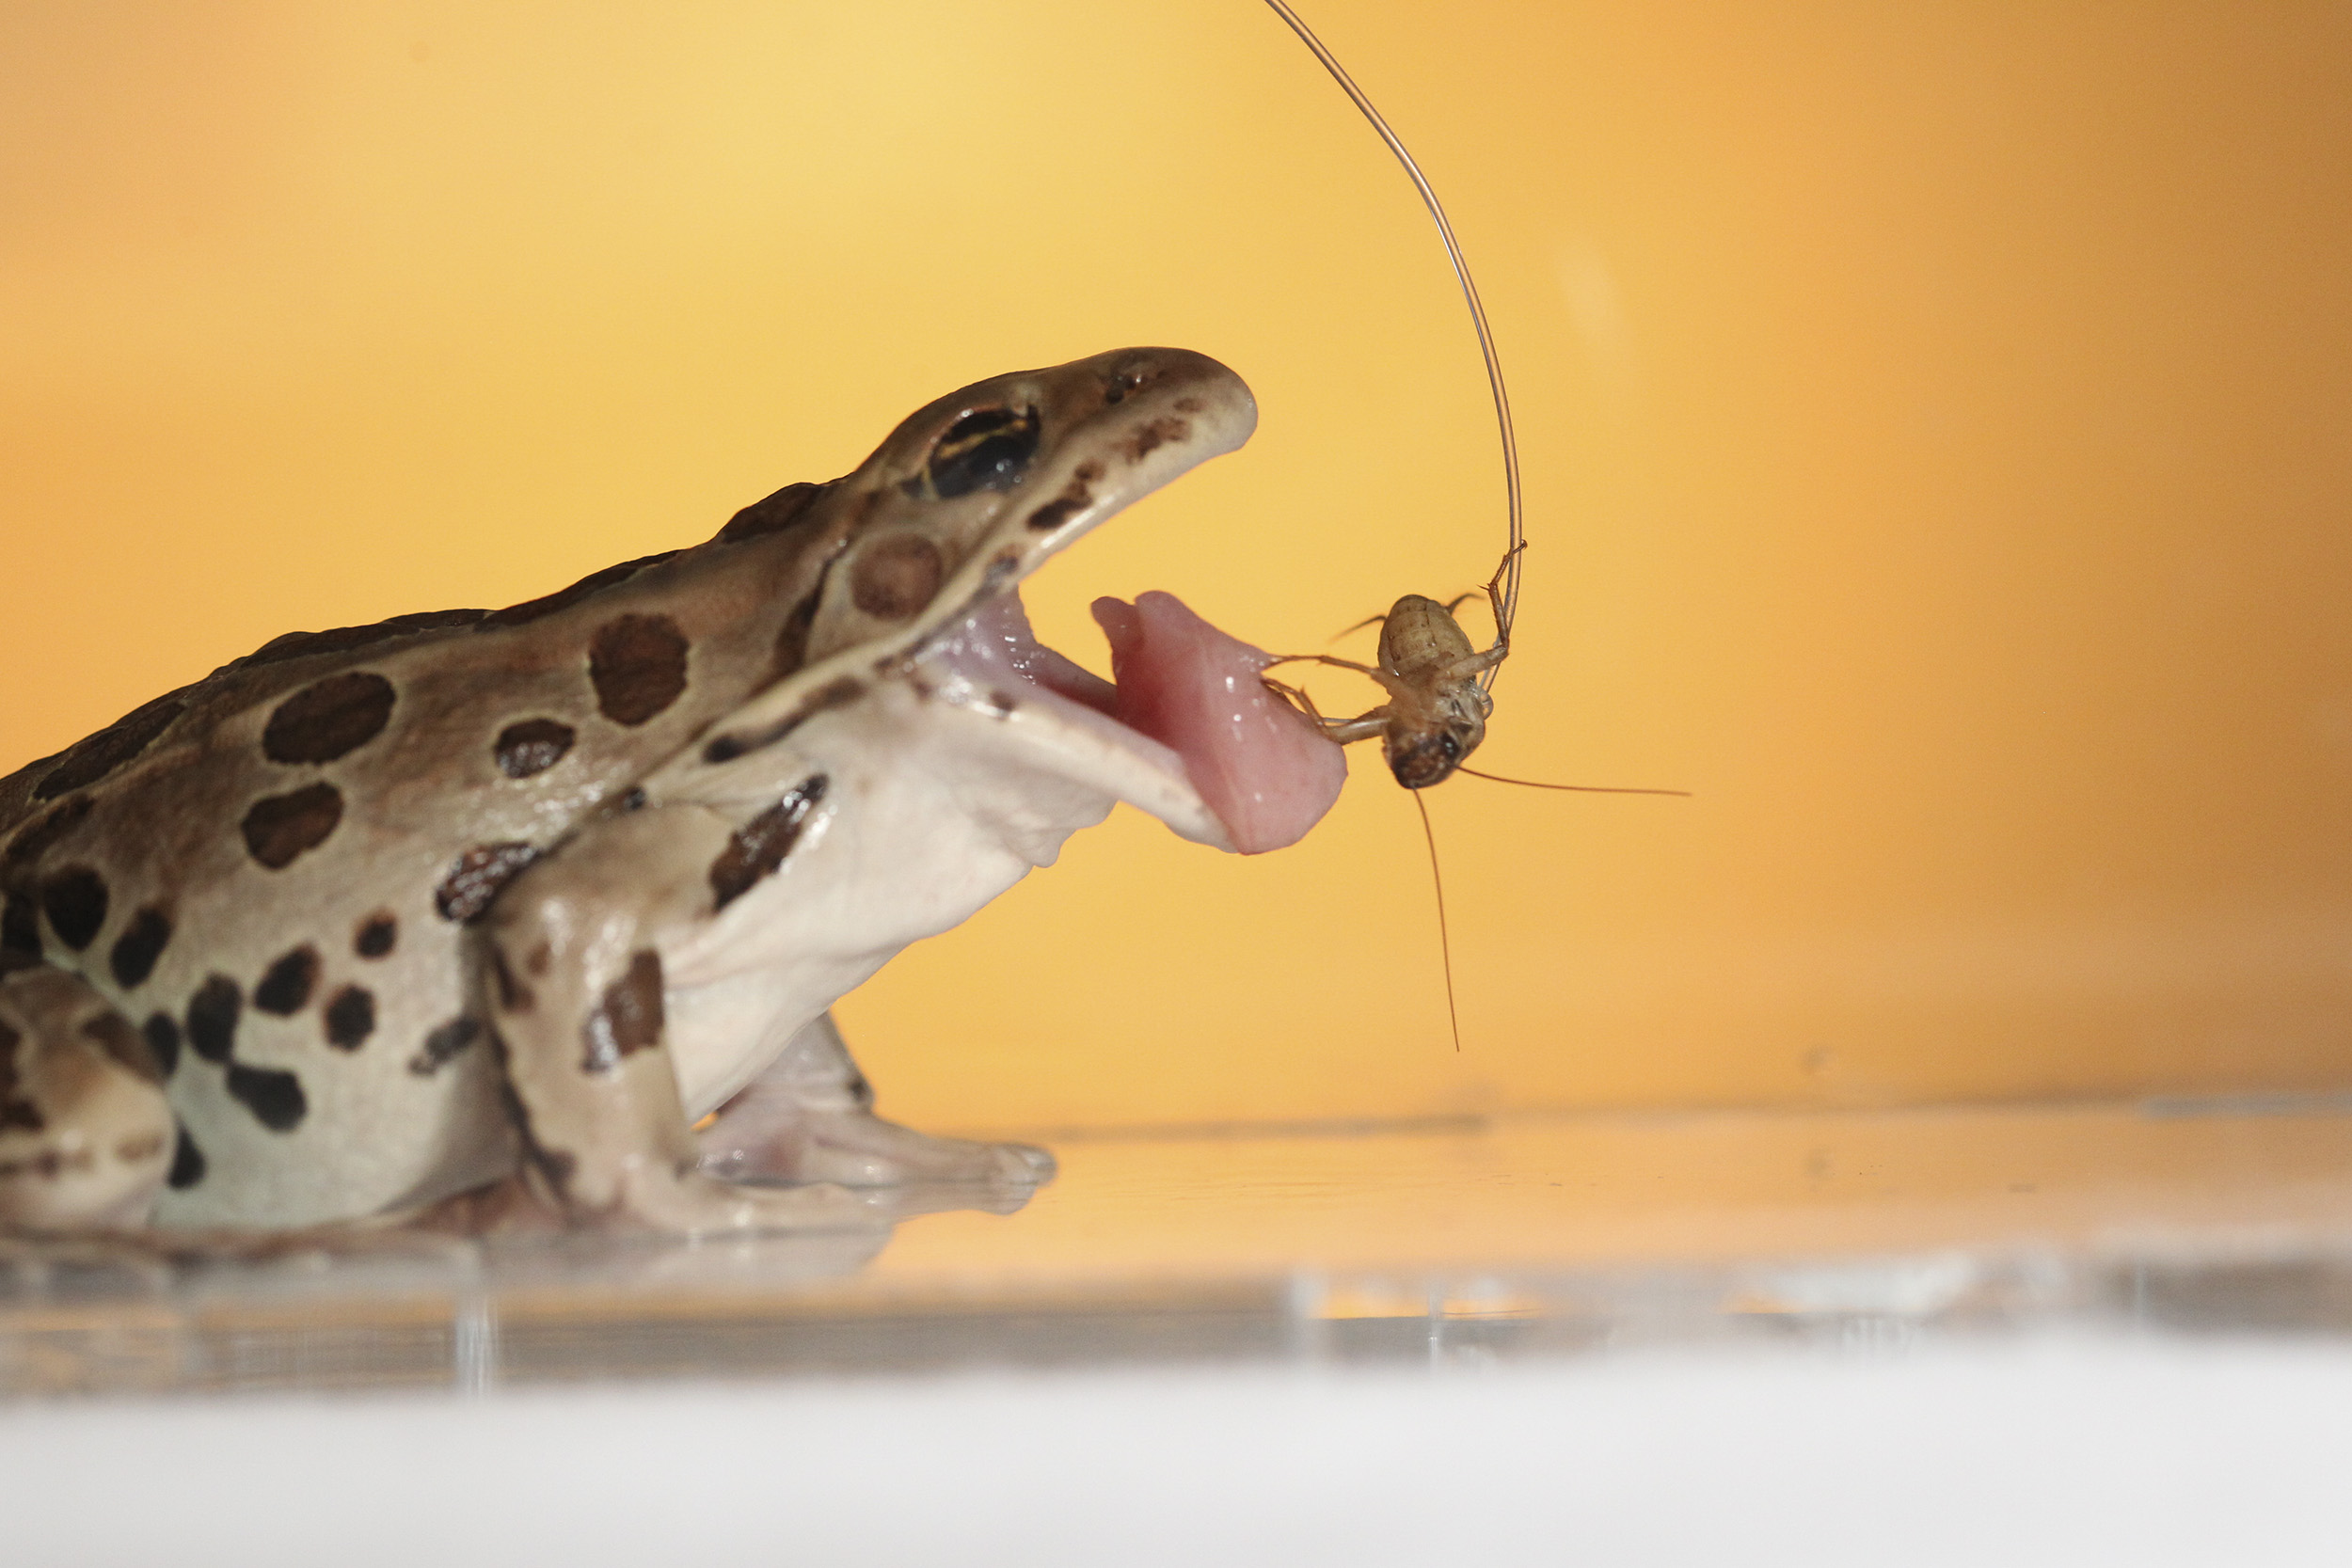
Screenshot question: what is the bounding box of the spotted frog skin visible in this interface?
[0,348,1254,1235]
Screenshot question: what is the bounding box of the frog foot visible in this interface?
[600,1164,888,1237]
[693,1013,1055,1189]
[702,1113,1054,1190]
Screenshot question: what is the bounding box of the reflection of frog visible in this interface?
[0,346,1339,1236]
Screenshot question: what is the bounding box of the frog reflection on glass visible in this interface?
[0,349,1343,1237]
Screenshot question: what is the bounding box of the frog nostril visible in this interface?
[928,404,1041,498]
[1103,360,1156,404]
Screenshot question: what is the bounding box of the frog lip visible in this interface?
[916,588,1186,780]
[917,586,1345,856]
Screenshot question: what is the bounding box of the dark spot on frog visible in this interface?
[262,672,396,765]
[494,718,576,779]
[34,693,187,800]
[143,1013,182,1077]
[354,912,397,958]
[580,950,663,1073]
[240,783,344,870]
[254,945,320,1015]
[226,1061,306,1131]
[108,906,172,990]
[166,1121,206,1188]
[3,798,93,957]
[1,894,40,961]
[1120,416,1190,464]
[984,689,1020,718]
[435,842,542,924]
[480,551,680,631]
[81,1011,161,1084]
[708,774,828,912]
[588,612,691,726]
[0,1019,41,1132]
[620,786,646,813]
[1025,470,1096,531]
[704,678,864,764]
[323,985,374,1051]
[490,947,534,1014]
[40,866,107,952]
[717,480,824,545]
[524,942,551,977]
[850,534,944,621]
[235,608,486,672]
[771,562,834,677]
[408,1016,481,1077]
[927,404,1041,498]
[185,974,241,1065]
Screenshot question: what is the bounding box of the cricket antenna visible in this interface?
[1262,0,1524,687]
[1456,767,1692,798]
[1411,789,1463,1053]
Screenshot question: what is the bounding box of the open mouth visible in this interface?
[914,587,1347,855]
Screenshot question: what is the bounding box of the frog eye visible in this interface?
[928,404,1041,498]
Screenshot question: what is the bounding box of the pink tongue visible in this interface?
[1091,592,1347,854]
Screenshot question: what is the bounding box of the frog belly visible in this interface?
[150,1026,517,1228]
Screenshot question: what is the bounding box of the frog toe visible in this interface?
[619,1168,890,1237]
[994,1140,1057,1183]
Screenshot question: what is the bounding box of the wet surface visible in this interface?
[5,1101,2350,1397]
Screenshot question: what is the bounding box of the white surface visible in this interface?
[5,1337,2348,1566]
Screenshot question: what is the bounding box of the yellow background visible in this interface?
[6,3,2349,1134]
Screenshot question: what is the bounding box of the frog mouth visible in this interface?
[916,586,1345,855]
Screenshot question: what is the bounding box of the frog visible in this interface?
[0,346,1334,1238]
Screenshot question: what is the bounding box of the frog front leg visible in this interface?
[480,809,882,1235]
[695,1011,1055,1188]
[0,959,175,1228]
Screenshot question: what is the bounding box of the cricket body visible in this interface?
[1261,546,1516,789]
[1256,1,1527,788]
[1257,3,1686,1052]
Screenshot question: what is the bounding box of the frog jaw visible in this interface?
[908,584,1350,858]
[902,588,1231,848]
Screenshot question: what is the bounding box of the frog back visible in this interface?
[0,485,837,1224]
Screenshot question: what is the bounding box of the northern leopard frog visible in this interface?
[0,348,1343,1236]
